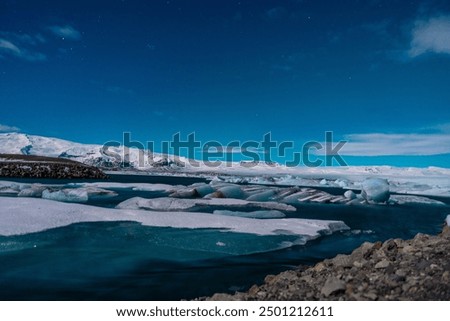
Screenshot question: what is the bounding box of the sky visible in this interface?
[1,0,450,167]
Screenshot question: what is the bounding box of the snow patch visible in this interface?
[361,178,390,203]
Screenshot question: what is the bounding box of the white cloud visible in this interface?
[409,15,450,57]
[0,32,46,46]
[0,39,21,55]
[0,124,20,133]
[338,132,450,156]
[48,25,81,40]
[0,38,46,61]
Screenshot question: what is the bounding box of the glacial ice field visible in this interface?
[0,173,449,300]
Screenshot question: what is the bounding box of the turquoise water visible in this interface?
[0,176,448,300]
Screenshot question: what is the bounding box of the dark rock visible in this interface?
[0,154,107,179]
[201,221,450,301]
[321,278,346,297]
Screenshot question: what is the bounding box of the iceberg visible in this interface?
[280,190,312,204]
[18,185,47,198]
[361,178,390,203]
[213,210,286,219]
[0,188,19,196]
[42,189,89,203]
[69,182,176,192]
[245,190,276,202]
[0,181,27,195]
[334,179,349,188]
[83,187,118,200]
[215,185,246,199]
[169,188,198,198]
[344,190,357,200]
[389,195,446,206]
[116,197,296,212]
[189,183,214,197]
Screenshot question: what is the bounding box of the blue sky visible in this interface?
[1,0,450,167]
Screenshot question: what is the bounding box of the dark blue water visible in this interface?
[0,176,448,300]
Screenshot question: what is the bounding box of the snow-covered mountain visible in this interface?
[0,132,449,179]
[0,133,188,171]
[1,132,450,196]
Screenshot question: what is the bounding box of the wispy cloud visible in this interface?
[48,25,81,41]
[409,15,450,57]
[338,131,450,156]
[0,38,46,61]
[0,39,20,55]
[0,31,46,46]
[264,7,288,20]
[0,26,82,62]
[363,14,450,62]
[0,124,20,133]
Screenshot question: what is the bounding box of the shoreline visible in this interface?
[202,221,450,301]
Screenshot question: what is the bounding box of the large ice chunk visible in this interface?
[245,190,276,202]
[344,190,356,200]
[361,178,390,203]
[83,187,118,200]
[18,185,47,198]
[42,189,89,203]
[69,182,177,192]
[215,185,246,199]
[0,181,29,195]
[390,195,445,206]
[116,197,296,212]
[213,210,286,219]
[190,183,214,197]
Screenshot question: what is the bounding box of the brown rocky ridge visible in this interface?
[0,154,107,179]
[203,224,450,301]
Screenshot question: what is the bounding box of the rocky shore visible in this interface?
[0,154,107,179]
[205,223,450,301]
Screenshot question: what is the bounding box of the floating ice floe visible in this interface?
[116,197,296,212]
[18,185,47,198]
[344,190,357,200]
[361,178,390,203]
[83,187,118,200]
[212,210,286,219]
[169,188,198,198]
[41,187,118,203]
[0,181,27,195]
[189,183,214,197]
[334,179,350,188]
[215,185,246,199]
[0,197,349,237]
[389,195,446,206]
[68,182,177,192]
[42,189,89,203]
